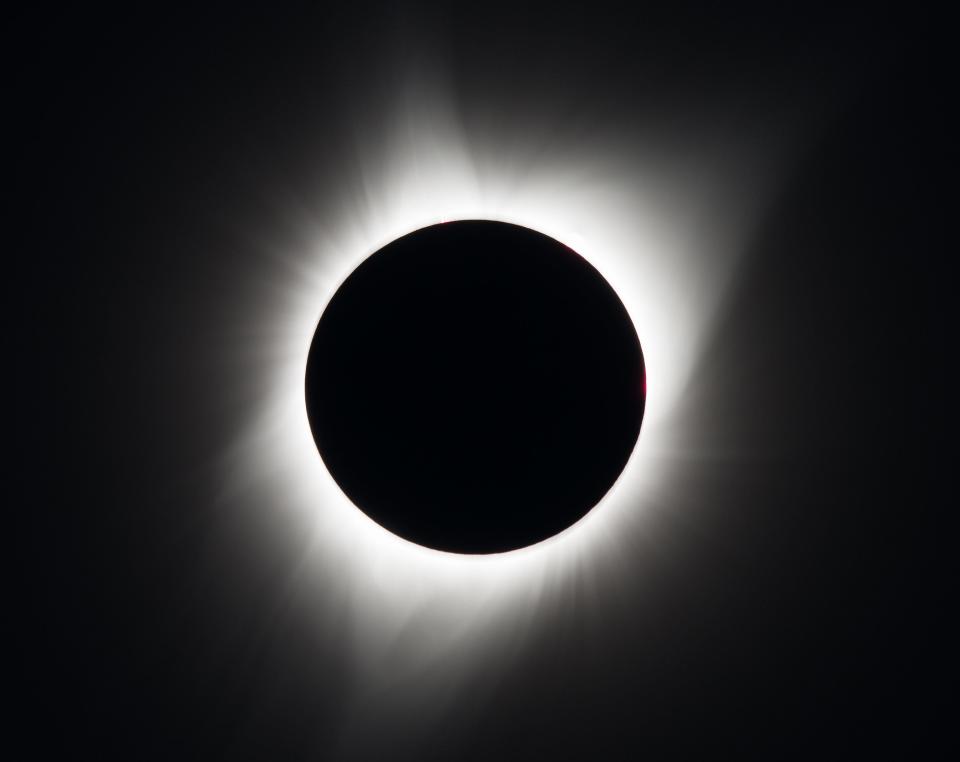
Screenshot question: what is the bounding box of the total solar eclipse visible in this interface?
[305,221,645,554]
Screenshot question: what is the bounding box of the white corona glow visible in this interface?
[221,64,794,712]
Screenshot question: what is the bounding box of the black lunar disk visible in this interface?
[305,221,645,554]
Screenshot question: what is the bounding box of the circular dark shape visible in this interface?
[305,221,645,554]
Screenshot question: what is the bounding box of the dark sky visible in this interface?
[19,4,948,760]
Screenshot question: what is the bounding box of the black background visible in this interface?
[18,4,949,760]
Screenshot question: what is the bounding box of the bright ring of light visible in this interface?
[222,73,778,701]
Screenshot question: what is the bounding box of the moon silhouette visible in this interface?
[305,220,645,554]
